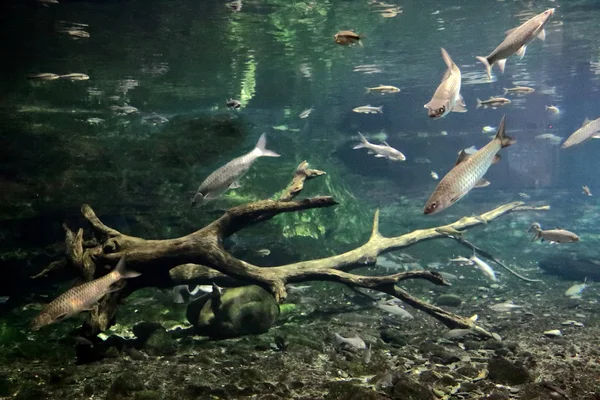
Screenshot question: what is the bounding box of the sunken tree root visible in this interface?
[43,161,548,338]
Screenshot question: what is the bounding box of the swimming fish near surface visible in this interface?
[528,222,580,243]
[424,48,466,119]
[191,133,280,206]
[424,115,514,214]
[561,117,600,149]
[476,8,555,80]
[30,257,140,330]
[353,132,405,161]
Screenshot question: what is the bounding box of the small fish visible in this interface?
[86,117,104,125]
[226,0,242,12]
[546,105,560,114]
[469,251,497,282]
[299,107,313,119]
[141,113,169,125]
[503,86,534,94]
[489,302,523,312]
[286,285,312,293]
[476,9,555,79]
[414,157,431,164]
[440,130,448,136]
[30,257,140,330]
[59,73,90,81]
[37,0,59,5]
[519,192,531,200]
[529,222,580,244]
[353,132,405,161]
[583,185,592,196]
[476,97,511,109]
[435,226,464,236]
[561,117,600,149]
[28,73,60,81]
[431,171,439,180]
[444,328,474,340]
[226,98,241,109]
[334,333,366,349]
[565,279,588,297]
[110,105,138,114]
[58,29,90,38]
[191,133,280,206]
[424,116,514,214]
[482,126,496,133]
[0,296,9,304]
[365,85,400,94]
[380,8,400,18]
[376,301,414,319]
[535,133,563,145]
[353,105,383,114]
[424,48,467,119]
[256,249,271,257]
[333,31,362,46]
[350,131,388,142]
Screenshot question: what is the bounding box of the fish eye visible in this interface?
[438,107,445,114]
[431,202,437,209]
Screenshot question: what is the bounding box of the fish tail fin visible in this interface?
[353,132,368,149]
[365,87,371,94]
[476,98,482,109]
[476,56,491,80]
[503,88,509,94]
[377,106,383,113]
[494,115,515,148]
[440,47,454,70]
[255,133,280,157]
[114,257,141,279]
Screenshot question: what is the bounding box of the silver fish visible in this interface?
[546,105,560,114]
[191,133,280,206]
[376,301,414,319]
[503,86,534,94]
[469,251,497,282]
[30,257,140,330]
[334,333,366,349]
[561,117,600,149]
[476,9,555,80]
[299,107,313,119]
[528,222,579,243]
[59,73,90,81]
[110,105,138,114]
[353,105,383,114]
[489,302,523,312]
[424,115,514,214]
[353,132,405,161]
[0,296,9,304]
[424,47,467,119]
[28,73,60,81]
[476,97,511,109]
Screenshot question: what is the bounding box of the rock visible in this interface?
[325,381,390,399]
[419,342,460,365]
[187,285,280,339]
[538,257,600,281]
[134,390,161,400]
[390,374,434,400]
[145,329,178,356]
[106,373,144,400]
[543,330,562,338]
[380,329,409,347]
[132,321,164,343]
[487,356,531,385]
[434,294,462,307]
[0,374,13,397]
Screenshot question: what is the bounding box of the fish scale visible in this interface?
[561,117,600,149]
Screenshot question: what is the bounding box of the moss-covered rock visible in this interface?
[434,294,462,307]
[186,285,279,339]
[106,373,145,400]
[487,356,531,385]
[145,329,178,356]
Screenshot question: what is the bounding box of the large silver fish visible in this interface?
[476,8,554,80]
[353,132,405,161]
[561,117,600,149]
[424,48,467,119]
[424,115,514,214]
[31,257,140,330]
[191,133,280,206]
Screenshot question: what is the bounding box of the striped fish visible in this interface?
[30,257,140,330]
[191,133,280,206]
[476,8,554,80]
[423,115,514,215]
[561,117,600,149]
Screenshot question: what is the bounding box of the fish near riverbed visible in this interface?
[30,257,140,330]
[424,115,514,214]
[353,132,405,161]
[528,222,579,243]
[476,8,555,80]
[424,48,466,119]
[191,133,280,206]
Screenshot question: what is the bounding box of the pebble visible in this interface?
[575,313,586,319]
[543,329,562,338]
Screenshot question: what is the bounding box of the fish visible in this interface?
[353,105,383,114]
[561,117,600,149]
[37,0,59,5]
[333,31,362,46]
[172,285,208,304]
[353,132,405,161]
[482,126,496,133]
[424,115,514,214]
[583,185,592,196]
[286,285,312,293]
[59,73,90,81]
[256,249,271,256]
[0,296,9,304]
[86,117,105,125]
[424,48,467,119]
[30,257,140,330]
[469,251,497,282]
[334,333,366,349]
[58,29,90,38]
[503,86,535,94]
[365,85,401,94]
[431,171,439,180]
[528,222,580,243]
[350,131,388,142]
[141,113,169,125]
[376,301,414,319]
[444,329,474,340]
[476,97,511,109]
[110,105,138,114]
[546,105,559,114]
[476,9,555,80]
[299,107,313,119]
[535,133,563,145]
[191,133,280,206]
[488,302,523,312]
[414,157,431,164]
[519,192,531,200]
[565,279,588,298]
[226,98,241,109]
[28,73,60,81]
[435,226,464,237]
[226,0,242,12]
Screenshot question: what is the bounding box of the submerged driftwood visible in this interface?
[43,161,548,338]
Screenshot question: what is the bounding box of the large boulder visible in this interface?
[538,256,600,281]
[186,285,279,339]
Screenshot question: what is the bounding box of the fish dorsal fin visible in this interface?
[582,118,593,128]
[382,141,390,147]
[505,27,517,36]
[455,150,471,165]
